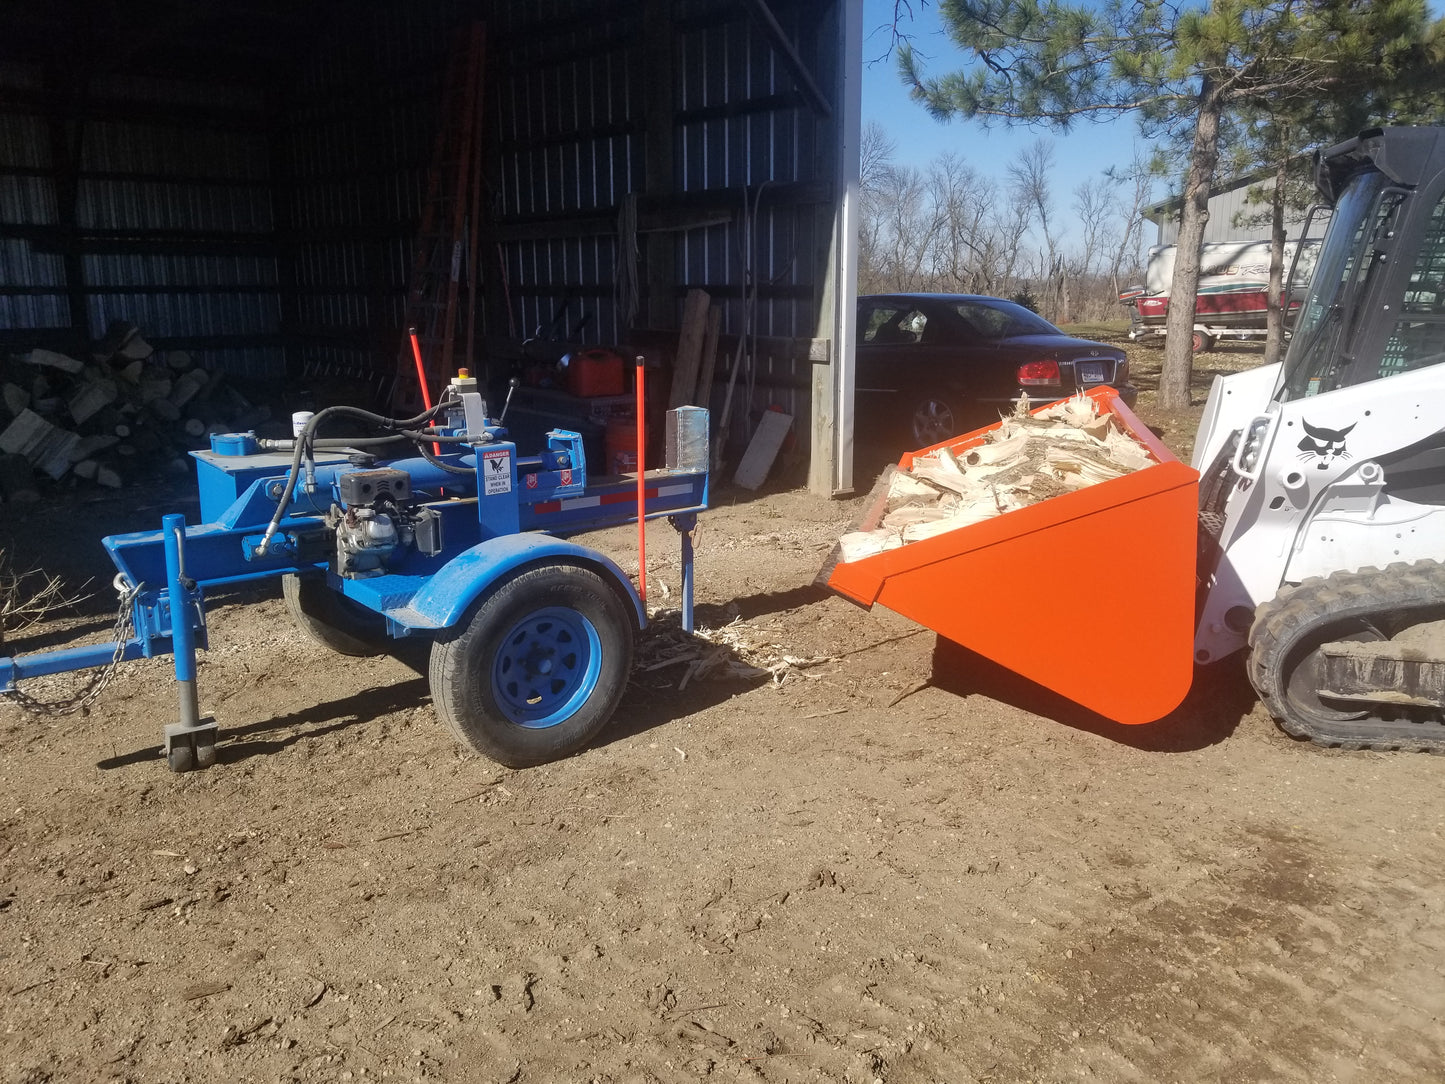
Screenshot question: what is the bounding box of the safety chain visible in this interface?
[1,576,144,717]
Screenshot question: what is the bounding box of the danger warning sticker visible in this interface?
[481,449,511,495]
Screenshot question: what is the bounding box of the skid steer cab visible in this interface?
[828,126,1445,751]
[1,370,712,771]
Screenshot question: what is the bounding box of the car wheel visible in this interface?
[909,396,957,448]
[1191,330,1215,353]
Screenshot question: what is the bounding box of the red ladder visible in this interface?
[393,21,486,413]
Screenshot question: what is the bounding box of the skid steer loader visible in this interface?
[1192,126,1445,749]
[828,127,1445,751]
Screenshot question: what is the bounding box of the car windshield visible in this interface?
[948,299,1061,339]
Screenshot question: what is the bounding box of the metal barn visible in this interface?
[0,0,862,496]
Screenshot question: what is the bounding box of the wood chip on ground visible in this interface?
[636,611,834,686]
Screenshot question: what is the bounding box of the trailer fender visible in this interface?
[394,535,645,634]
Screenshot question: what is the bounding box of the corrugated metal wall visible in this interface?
[1150,173,1312,247]
[490,0,833,427]
[1,0,840,438]
[279,3,463,391]
[492,2,642,348]
[0,102,67,332]
[674,2,822,422]
[0,62,283,376]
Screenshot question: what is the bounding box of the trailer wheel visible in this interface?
[1190,330,1215,353]
[429,563,635,767]
[282,573,387,657]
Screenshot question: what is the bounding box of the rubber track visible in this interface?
[1248,560,1445,752]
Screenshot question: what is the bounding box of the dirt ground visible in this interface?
[3,341,1443,1084]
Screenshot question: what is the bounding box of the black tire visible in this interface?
[1190,330,1215,353]
[282,572,388,658]
[167,740,195,773]
[909,395,957,448]
[194,733,218,769]
[1247,561,1445,749]
[428,563,635,768]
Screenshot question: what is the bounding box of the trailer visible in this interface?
[1120,238,1322,352]
[1,369,711,771]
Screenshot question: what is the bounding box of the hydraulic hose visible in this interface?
[256,400,450,555]
[414,436,477,476]
[258,431,471,452]
[257,434,410,452]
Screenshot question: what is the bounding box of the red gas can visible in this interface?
[565,348,627,398]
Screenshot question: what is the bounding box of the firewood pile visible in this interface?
[838,393,1156,562]
[0,322,271,505]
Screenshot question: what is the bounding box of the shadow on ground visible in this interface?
[928,637,1257,753]
[95,676,432,771]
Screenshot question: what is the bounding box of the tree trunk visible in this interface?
[1159,76,1224,410]
[1264,155,1289,366]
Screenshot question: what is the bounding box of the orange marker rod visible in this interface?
[408,327,433,410]
[635,355,647,605]
[407,327,442,456]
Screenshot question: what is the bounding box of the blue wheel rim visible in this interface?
[491,606,604,728]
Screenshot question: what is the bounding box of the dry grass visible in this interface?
[0,549,87,650]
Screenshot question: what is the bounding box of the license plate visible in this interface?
[1077,360,1108,385]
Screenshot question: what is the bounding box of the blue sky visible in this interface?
[859,0,1158,201]
[860,0,1445,204]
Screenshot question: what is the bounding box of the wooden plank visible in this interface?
[694,304,722,409]
[669,287,712,410]
[1,383,28,418]
[0,408,79,479]
[733,410,793,490]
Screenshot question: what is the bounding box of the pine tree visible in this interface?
[900,0,1437,409]
[1225,13,1444,366]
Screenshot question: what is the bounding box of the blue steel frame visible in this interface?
[1,410,710,715]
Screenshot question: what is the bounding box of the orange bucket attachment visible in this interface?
[828,388,1199,725]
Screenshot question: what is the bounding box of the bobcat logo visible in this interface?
[1298,419,1355,469]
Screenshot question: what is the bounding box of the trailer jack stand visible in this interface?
[165,717,219,773]
[161,513,217,773]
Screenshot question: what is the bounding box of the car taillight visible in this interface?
[1018,359,1060,385]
